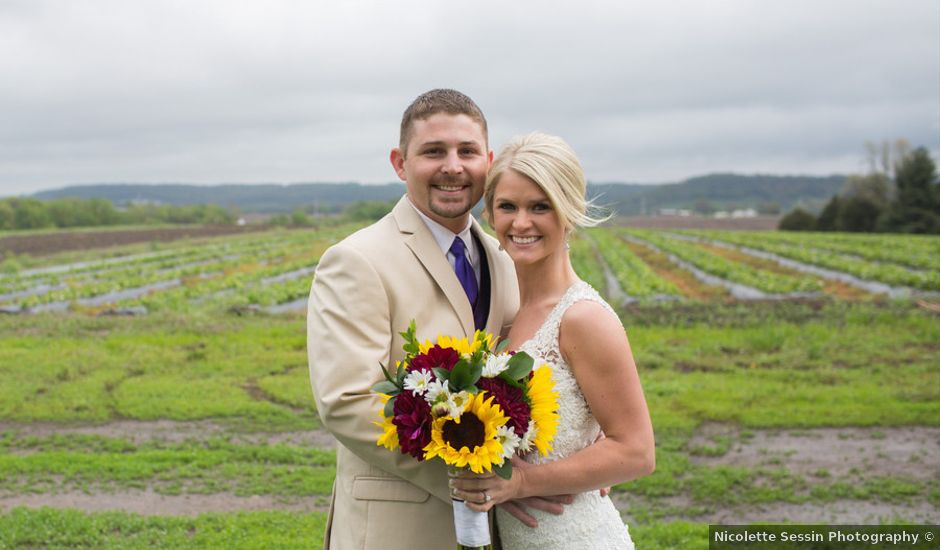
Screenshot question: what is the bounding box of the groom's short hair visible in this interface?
[399,89,488,154]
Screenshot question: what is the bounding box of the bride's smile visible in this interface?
[492,169,566,265]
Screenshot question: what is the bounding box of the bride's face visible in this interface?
[491,169,566,265]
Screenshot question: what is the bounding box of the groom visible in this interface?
[309,89,540,549]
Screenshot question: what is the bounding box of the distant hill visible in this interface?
[590,174,846,215]
[33,174,846,215]
[33,183,407,214]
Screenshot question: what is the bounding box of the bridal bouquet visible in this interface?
[373,321,559,550]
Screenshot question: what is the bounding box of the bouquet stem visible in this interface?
[452,497,492,550]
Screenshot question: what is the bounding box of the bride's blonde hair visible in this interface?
[484,132,609,231]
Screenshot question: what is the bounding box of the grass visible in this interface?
[0,509,711,549]
[0,508,327,549]
[0,311,316,430]
[0,434,335,497]
[1,300,937,545]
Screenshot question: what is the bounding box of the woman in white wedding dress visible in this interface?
[451,132,655,549]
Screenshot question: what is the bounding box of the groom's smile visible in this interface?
[391,112,492,234]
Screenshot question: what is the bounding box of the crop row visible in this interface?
[568,234,606,293]
[0,230,303,295]
[587,229,680,299]
[622,230,824,295]
[684,230,940,272]
[1,227,354,311]
[686,231,940,291]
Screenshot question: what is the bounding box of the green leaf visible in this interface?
[495,339,510,353]
[433,368,450,382]
[449,360,471,391]
[493,460,512,480]
[372,381,400,395]
[467,359,483,388]
[383,396,397,418]
[396,364,407,385]
[503,352,534,381]
[379,362,396,384]
[400,320,419,356]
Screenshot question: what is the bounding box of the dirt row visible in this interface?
[2,421,935,523]
[0,225,272,257]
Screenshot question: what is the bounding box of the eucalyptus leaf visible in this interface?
[383,395,397,418]
[494,339,510,353]
[493,460,512,480]
[503,352,534,380]
[372,381,400,395]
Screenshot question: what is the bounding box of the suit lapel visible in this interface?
[393,197,475,336]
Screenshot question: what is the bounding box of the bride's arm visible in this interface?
[452,300,655,509]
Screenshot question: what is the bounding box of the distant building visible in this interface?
[658,208,692,217]
[714,208,758,219]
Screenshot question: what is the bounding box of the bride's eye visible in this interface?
[496,202,515,211]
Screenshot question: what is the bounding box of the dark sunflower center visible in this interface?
[442,412,485,450]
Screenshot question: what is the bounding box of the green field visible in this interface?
[1,226,938,548]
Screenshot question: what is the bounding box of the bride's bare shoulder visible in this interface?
[558,300,624,349]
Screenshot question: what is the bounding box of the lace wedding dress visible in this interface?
[495,281,635,549]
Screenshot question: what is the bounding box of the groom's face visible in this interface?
[391,113,492,233]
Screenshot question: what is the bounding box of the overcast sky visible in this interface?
[1,0,938,197]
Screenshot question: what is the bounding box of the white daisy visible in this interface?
[424,379,448,404]
[496,425,522,460]
[518,420,538,453]
[446,390,471,418]
[482,353,512,378]
[403,370,433,394]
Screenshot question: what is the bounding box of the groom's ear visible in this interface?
[390,148,407,182]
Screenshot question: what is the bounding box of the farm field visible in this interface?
[1,224,938,549]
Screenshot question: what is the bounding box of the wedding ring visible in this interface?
[483,492,492,503]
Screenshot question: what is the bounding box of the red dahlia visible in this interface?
[478,377,530,437]
[392,391,432,459]
[408,346,459,373]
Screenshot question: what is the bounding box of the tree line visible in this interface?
[0,196,397,232]
[0,197,237,230]
[779,142,940,234]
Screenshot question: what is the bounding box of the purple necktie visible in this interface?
[449,237,478,307]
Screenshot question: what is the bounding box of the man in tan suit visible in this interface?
[308,89,520,549]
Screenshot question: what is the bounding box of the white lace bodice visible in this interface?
[496,281,634,549]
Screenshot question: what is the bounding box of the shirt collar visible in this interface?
[407,198,478,266]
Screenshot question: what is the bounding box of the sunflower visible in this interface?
[526,365,559,456]
[374,394,399,451]
[423,392,508,473]
[420,330,494,356]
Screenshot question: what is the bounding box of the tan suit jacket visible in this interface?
[308,196,519,550]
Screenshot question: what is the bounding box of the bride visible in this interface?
[451,132,655,549]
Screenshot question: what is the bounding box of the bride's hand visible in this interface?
[450,468,515,513]
[450,457,574,517]
[450,456,531,512]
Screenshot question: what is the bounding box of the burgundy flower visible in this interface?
[408,346,459,374]
[478,377,530,437]
[392,391,433,459]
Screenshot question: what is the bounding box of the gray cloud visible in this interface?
[1,0,937,196]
